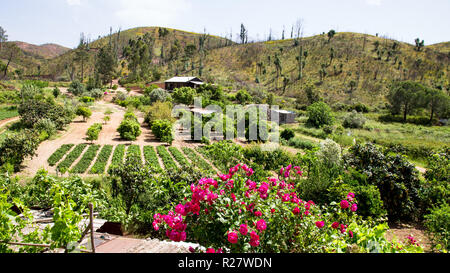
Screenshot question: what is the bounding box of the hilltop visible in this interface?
[12,41,70,59]
[5,27,450,108]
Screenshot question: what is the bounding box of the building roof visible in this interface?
[164,77,203,83]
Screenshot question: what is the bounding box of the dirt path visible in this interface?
[385,222,432,252]
[0,116,20,132]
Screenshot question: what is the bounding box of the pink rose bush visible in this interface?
[153,163,424,253]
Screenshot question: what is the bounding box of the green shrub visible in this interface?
[76,106,92,122]
[306,101,334,128]
[86,123,102,142]
[144,101,175,126]
[287,137,318,150]
[344,143,422,221]
[424,202,450,251]
[147,88,171,103]
[343,111,367,129]
[112,84,118,90]
[280,128,295,140]
[172,87,196,105]
[80,96,94,103]
[117,113,141,141]
[67,80,86,96]
[34,118,57,138]
[152,119,174,145]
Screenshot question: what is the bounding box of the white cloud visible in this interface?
[67,0,81,6]
[114,0,191,27]
[365,0,382,6]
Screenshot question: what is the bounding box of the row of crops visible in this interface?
[47,144,216,175]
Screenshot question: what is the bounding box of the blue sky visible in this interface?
[1,0,449,48]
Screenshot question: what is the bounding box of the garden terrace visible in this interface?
[109,144,126,172]
[168,147,189,168]
[89,145,113,174]
[156,145,178,171]
[143,146,162,172]
[47,144,74,166]
[126,144,142,164]
[70,145,100,174]
[56,144,87,174]
[181,147,213,171]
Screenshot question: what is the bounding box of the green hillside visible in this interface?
[5,27,449,109]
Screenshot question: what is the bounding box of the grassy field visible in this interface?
[282,110,449,162]
[0,105,19,121]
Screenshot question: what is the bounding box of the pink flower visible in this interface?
[293,207,300,215]
[271,208,276,214]
[231,193,236,202]
[239,224,248,236]
[189,246,196,253]
[250,231,259,241]
[282,194,290,202]
[254,211,262,217]
[249,239,260,247]
[175,204,186,216]
[331,222,339,229]
[315,221,325,229]
[351,203,358,212]
[152,221,159,231]
[256,219,267,232]
[348,230,353,238]
[258,182,269,195]
[340,200,349,209]
[206,248,215,253]
[228,231,238,244]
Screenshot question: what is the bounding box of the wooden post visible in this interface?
[88,203,95,253]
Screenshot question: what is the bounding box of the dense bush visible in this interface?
[117,112,141,141]
[306,101,334,128]
[34,118,57,139]
[344,143,422,221]
[144,101,175,127]
[67,80,86,96]
[19,100,74,130]
[148,88,171,103]
[151,119,174,145]
[0,129,40,171]
[424,202,450,251]
[86,123,102,142]
[343,111,367,129]
[153,163,423,253]
[75,106,92,122]
[243,145,293,171]
[280,128,295,141]
[172,87,196,105]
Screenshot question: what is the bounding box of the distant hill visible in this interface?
[12,41,70,59]
[4,26,449,108]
